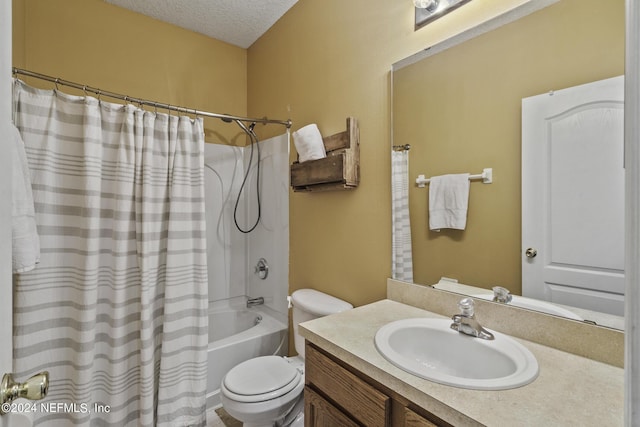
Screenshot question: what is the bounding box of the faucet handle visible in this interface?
[458,297,475,317]
[492,286,512,303]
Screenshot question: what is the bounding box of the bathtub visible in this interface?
[206,299,288,409]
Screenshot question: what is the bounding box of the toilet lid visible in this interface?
[223,356,300,398]
[291,289,353,316]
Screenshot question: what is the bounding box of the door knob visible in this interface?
[0,371,49,415]
[525,248,537,258]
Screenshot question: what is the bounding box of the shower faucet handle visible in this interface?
[255,258,269,280]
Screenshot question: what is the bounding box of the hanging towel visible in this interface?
[429,173,470,231]
[11,124,40,273]
[292,123,326,162]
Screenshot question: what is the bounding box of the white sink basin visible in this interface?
[472,294,583,321]
[374,318,538,390]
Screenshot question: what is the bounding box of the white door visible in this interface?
[522,76,625,316]
[1,0,14,406]
[1,2,17,427]
[1,4,36,426]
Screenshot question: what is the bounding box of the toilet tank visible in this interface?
[291,289,353,359]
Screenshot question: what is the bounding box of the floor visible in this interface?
[207,406,242,427]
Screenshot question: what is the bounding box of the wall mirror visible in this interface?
[391,0,625,330]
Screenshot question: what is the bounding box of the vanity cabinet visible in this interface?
[304,343,448,427]
[404,408,439,427]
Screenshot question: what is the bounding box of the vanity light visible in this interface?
[414,0,473,29]
[413,0,439,10]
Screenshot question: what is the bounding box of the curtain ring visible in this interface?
[82,85,88,96]
[54,78,60,91]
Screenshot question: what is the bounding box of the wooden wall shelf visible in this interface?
[291,117,360,192]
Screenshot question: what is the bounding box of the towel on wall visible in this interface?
[429,173,470,231]
[292,123,326,162]
[11,123,40,273]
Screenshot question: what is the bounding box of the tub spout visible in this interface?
[247,297,264,308]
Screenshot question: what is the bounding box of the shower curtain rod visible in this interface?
[393,144,411,151]
[12,67,292,128]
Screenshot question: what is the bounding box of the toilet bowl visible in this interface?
[220,289,352,427]
[220,356,304,427]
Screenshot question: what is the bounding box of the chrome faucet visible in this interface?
[492,286,512,304]
[247,296,264,308]
[450,297,495,340]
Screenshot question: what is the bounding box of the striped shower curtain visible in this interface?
[12,80,208,426]
[391,150,413,282]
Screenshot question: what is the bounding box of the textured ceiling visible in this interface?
[104,0,299,49]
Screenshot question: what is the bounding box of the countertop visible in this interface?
[299,299,623,427]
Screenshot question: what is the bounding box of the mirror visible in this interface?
[391,0,625,329]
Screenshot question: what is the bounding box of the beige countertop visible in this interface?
[299,299,624,427]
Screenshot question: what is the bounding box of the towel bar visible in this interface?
[416,168,492,188]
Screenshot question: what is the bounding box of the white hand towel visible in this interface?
[429,173,470,231]
[292,123,326,163]
[11,124,40,273]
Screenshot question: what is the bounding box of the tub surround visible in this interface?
[299,283,623,426]
[204,133,290,320]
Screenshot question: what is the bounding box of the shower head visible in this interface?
[234,120,250,134]
[220,115,233,123]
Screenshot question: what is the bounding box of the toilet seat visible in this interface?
[222,356,302,403]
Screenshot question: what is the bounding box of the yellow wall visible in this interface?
[395,0,624,294]
[12,0,247,146]
[14,0,619,309]
[248,0,556,307]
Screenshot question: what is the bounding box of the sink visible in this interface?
[374,318,538,390]
[472,294,583,321]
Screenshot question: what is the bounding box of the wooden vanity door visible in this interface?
[304,343,390,427]
[304,387,359,427]
[404,407,439,427]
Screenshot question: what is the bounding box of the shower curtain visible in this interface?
[391,150,413,282]
[12,80,208,426]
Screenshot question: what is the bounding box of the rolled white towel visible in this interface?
[293,123,326,163]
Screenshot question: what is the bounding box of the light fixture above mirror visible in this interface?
[414,0,473,29]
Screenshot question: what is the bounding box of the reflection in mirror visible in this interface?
[391,0,625,329]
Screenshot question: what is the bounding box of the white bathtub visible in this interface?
[206,300,288,409]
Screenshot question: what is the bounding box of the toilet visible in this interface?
[220,289,353,427]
